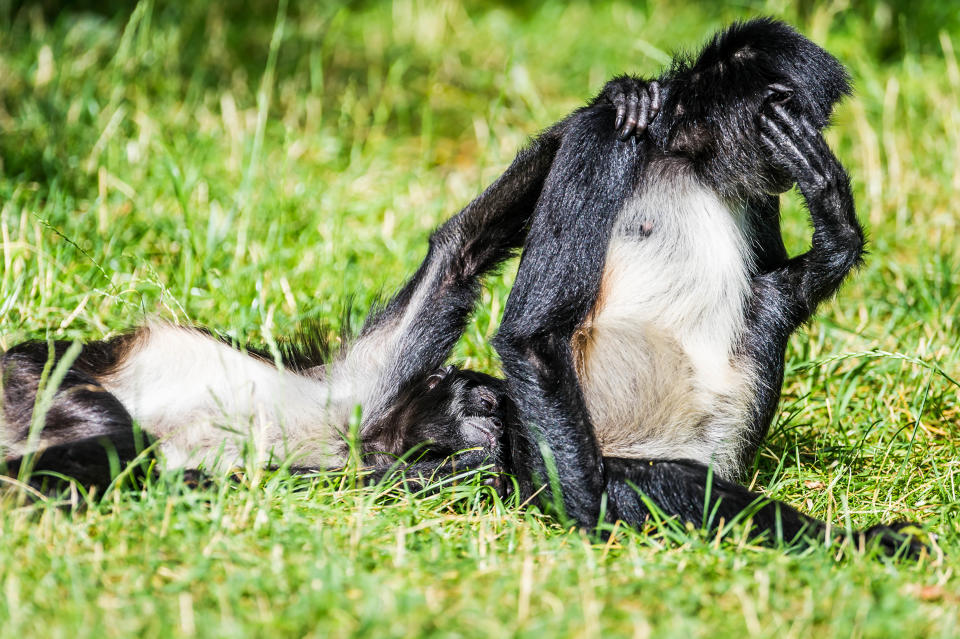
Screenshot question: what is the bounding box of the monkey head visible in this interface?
[647,18,851,198]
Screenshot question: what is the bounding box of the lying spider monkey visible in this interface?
[0,19,924,553]
[0,138,532,486]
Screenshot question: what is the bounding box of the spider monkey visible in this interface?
[0,18,924,552]
[485,18,924,552]
[376,18,923,552]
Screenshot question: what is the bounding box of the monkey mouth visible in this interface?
[466,417,503,449]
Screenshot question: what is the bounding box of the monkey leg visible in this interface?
[355,77,659,458]
[345,123,568,431]
[605,457,822,542]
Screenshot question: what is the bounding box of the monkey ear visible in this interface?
[426,372,445,390]
[764,83,794,105]
[425,365,456,390]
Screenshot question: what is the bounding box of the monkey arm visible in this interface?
[755,102,865,329]
[733,106,865,469]
[493,107,645,527]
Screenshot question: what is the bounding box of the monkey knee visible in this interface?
[494,331,571,379]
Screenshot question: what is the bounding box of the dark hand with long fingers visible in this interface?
[756,99,864,313]
[758,101,853,206]
[597,76,661,140]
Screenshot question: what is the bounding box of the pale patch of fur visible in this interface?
[4,254,448,471]
[101,323,342,472]
[575,169,756,478]
[327,259,443,425]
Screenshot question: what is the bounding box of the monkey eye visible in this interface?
[764,83,793,105]
[474,388,498,413]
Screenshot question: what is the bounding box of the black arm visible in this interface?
[755,102,865,330]
[493,105,647,527]
[736,103,866,468]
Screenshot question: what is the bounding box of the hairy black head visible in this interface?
[648,18,851,197]
[361,365,512,465]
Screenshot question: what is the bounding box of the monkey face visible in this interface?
[397,366,510,461]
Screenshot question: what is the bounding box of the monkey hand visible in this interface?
[758,101,852,206]
[596,75,661,140]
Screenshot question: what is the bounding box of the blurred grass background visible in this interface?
[0,1,958,637]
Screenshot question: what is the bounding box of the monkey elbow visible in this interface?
[830,225,866,275]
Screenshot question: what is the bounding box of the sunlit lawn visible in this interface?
[0,2,958,637]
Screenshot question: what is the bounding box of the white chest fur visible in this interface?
[573,174,756,478]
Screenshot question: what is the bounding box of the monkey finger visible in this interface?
[758,130,789,163]
[762,105,825,167]
[776,113,834,176]
[648,81,662,119]
[760,134,804,187]
[799,116,820,140]
[632,90,653,134]
[766,103,825,156]
[759,124,809,176]
[619,93,641,139]
[775,110,825,156]
[762,125,830,193]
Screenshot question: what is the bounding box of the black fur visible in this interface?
[0,19,925,555]
[1,338,135,446]
[361,366,509,468]
[487,19,915,553]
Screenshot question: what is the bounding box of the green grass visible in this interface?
[1,1,959,637]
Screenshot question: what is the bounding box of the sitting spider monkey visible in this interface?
[489,18,923,552]
[0,18,924,553]
[376,18,924,552]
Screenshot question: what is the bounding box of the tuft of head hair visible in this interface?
[679,18,851,127]
[648,18,851,197]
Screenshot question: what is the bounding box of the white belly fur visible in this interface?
[574,174,756,478]
[102,324,343,472]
